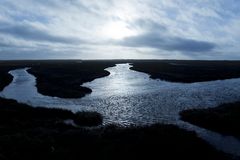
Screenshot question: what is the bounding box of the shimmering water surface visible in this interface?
[1,63,240,156]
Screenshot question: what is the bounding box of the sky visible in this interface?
[0,0,240,60]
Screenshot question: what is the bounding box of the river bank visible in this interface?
[0,97,230,160]
[181,101,240,139]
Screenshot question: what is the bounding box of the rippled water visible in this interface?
[1,63,240,156]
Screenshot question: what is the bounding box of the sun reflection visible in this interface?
[104,64,134,93]
[102,21,136,40]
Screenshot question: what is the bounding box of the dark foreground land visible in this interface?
[0,98,231,160]
[181,101,240,139]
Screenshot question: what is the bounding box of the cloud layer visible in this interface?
[0,0,240,59]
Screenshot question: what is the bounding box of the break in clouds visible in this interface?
[0,0,240,60]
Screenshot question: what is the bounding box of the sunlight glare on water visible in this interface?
[1,63,240,125]
[1,63,240,156]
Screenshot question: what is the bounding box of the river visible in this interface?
[1,63,240,156]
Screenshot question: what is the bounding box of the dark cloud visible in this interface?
[123,19,216,52]
[0,49,61,60]
[132,19,167,32]
[0,42,11,47]
[0,22,81,44]
[0,45,78,60]
[119,32,216,52]
[163,37,216,52]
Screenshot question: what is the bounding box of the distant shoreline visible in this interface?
[2,60,240,98]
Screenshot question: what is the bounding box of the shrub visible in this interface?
[74,111,103,126]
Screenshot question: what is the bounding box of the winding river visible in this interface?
[1,63,240,156]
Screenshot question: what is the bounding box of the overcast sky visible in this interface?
[0,0,240,60]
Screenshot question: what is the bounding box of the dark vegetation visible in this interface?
[2,60,240,98]
[0,60,46,91]
[181,101,240,139]
[0,60,119,98]
[130,60,240,83]
[0,68,12,91]
[0,97,103,128]
[0,98,231,160]
[28,60,118,98]
[1,60,240,159]
[74,111,103,126]
[0,61,23,91]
